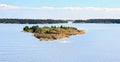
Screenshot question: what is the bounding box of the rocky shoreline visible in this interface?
[23,25,85,41]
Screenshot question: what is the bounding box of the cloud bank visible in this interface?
[40,6,120,11]
[0,4,120,11]
[0,4,120,19]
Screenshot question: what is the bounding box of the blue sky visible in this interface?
[1,0,120,7]
[0,0,120,19]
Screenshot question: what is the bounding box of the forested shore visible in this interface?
[0,19,120,24]
[0,19,67,24]
[73,19,120,23]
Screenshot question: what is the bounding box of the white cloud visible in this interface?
[31,6,120,12]
[39,6,120,11]
[38,7,83,10]
[1,4,120,19]
[40,6,56,10]
[0,4,19,9]
[0,4,120,11]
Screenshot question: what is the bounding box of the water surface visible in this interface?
[0,23,120,62]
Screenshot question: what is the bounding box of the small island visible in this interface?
[23,25,85,41]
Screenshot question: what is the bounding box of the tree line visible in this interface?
[73,19,120,23]
[0,19,120,24]
[0,19,67,24]
[23,25,77,33]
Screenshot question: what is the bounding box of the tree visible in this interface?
[23,26,29,32]
[30,25,39,32]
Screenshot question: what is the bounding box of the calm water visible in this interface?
[0,23,120,62]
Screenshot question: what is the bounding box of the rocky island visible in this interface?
[23,25,85,41]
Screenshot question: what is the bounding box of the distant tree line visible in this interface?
[0,19,120,24]
[73,19,120,23]
[0,19,67,24]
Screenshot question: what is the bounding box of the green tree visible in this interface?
[30,25,39,32]
[23,26,29,32]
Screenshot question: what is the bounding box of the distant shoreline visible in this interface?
[0,23,119,24]
[0,19,120,24]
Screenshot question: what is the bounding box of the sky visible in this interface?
[0,0,120,20]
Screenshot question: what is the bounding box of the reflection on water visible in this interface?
[0,24,120,62]
[56,38,72,44]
